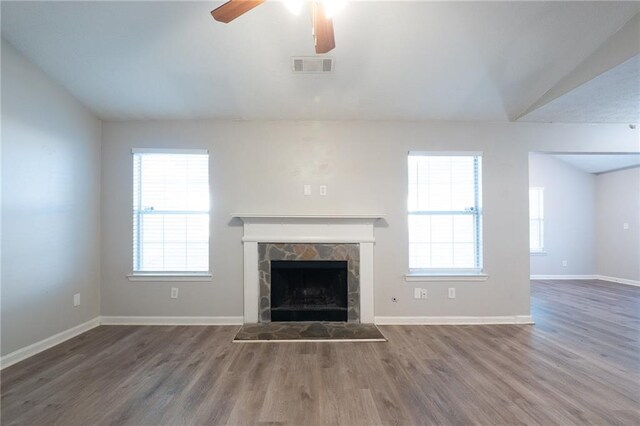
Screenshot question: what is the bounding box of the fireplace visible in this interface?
[271,260,348,322]
[234,214,383,324]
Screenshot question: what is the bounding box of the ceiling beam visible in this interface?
[513,12,640,121]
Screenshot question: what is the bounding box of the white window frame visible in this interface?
[406,152,487,280]
[529,187,545,255]
[128,148,212,281]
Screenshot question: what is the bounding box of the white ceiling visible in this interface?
[2,1,639,121]
[521,54,640,123]
[553,154,640,174]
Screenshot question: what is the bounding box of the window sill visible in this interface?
[405,273,489,282]
[530,251,547,256]
[127,273,212,282]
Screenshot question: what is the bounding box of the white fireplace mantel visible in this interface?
[233,214,385,324]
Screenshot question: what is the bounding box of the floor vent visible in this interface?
[292,56,334,73]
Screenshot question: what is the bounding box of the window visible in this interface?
[408,153,483,274]
[529,187,544,253]
[132,149,209,274]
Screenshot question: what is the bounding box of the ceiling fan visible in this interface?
[211,0,336,54]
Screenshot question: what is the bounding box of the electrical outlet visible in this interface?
[414,288,421,299]
[562,260,568,267]
[420,288,428,299]
[448,288,456,299]
[319,185,327,196]
[171,287,179,299]
[623,223,629,230]
[303,184,312,196]
[73,293,81,307]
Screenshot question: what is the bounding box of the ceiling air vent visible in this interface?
[292,56,334,73]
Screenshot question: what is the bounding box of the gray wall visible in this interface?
[100,120,638,320]
[529,154,596,276]
[2,40,639,354]
[596,167,640,281]
[1,40,102,356]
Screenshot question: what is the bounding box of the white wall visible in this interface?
[529,153,596,276]
[1,40,102,356]
[596,167,640,282]
[100,120,638,320]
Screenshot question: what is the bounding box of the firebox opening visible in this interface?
[270,260,348,322]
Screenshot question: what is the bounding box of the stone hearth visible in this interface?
[233,322,386,342]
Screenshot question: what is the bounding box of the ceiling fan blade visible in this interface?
[211,0,265,23]
[312,2,335,54]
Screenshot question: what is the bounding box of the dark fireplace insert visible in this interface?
[270,260,348,322]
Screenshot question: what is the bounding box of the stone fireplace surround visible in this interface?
[233,214,384,324]
[259,243,360,322]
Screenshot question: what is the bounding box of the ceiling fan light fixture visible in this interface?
[211,0,337,54]
[283,0,304,16]
[321,0,347,18]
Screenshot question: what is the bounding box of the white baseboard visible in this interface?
[375,315,534,325]
[1,313,544,368]
[0,317,100,370]
[0,315,243,369]
[530,275,597,280]
[99,316,244,326]
[596,275,640,287]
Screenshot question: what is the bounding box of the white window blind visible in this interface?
[408,153,483,273]
[529,187,544,253]
[133,150,210,273]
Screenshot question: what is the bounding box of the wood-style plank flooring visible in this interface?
[1,279,639,425]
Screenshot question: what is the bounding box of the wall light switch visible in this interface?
[448,288,456,299]
[73,293,81,307]
[414,288,421,299]
[171,287,179,299]
[319,185,327,196]
[623,223,629,230]
[420,288,428,299]
[303,184,312,196]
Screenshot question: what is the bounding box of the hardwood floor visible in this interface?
[1,279,639,425]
